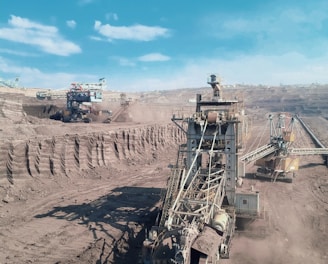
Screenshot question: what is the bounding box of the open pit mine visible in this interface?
[0,77,328,264]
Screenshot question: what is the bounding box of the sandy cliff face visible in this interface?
[0,125,184,199]
[0,93,184,200]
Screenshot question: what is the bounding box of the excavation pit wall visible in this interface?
[0,124,184,263]
[0,124,184,187]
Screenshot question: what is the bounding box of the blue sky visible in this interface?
[1,0,328,91]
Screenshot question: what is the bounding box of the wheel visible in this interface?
[62,116,71,123]
[83,117,92,123]
[284,177,293,183]
[103,118,111,123]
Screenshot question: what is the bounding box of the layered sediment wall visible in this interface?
[0,124,184,198]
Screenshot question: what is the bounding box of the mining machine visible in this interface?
[0,76,19,88]
[50,79,111,123]
[36,89,66,100]
[108,93,133,122]
[240,113,328,183]
[142,75,259,264]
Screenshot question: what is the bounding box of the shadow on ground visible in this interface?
[35,186,162,263]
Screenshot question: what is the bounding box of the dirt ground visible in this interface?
[228,115,328,264]
[0,85,327,264]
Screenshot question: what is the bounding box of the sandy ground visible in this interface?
[228,114,328,264]
[0,86,327,264]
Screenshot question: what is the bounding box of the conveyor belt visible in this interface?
[289,148,328,155]
[240,144,278,163]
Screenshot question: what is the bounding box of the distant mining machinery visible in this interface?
[142,75,259,264]
[107,93,132,122]
[240,113,328,183]
[50,78,111,123]
[0,76,19,88]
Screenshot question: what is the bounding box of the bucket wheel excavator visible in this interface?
[142,75,259,264]
[50,79,111,123]
[240,113,328,183]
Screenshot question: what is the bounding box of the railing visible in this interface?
[240,144,278,163]
[289,148,328,155]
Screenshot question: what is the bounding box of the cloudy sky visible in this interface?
[1,0,328,91]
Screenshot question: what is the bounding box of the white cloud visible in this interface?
[138,53,170,62]
[179,52,328,86]
[105,13,119,21]
[66,20,76,29]
[113,56,136,67]
[94,21,170,41]
[0,56,96,89]
[3,51,328,91]
[0,15,81,56]
[118,58,135,67]
[89,35,103,41]
[9,15,57,33]
[107,51,328,92]
[0,48,38,57]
